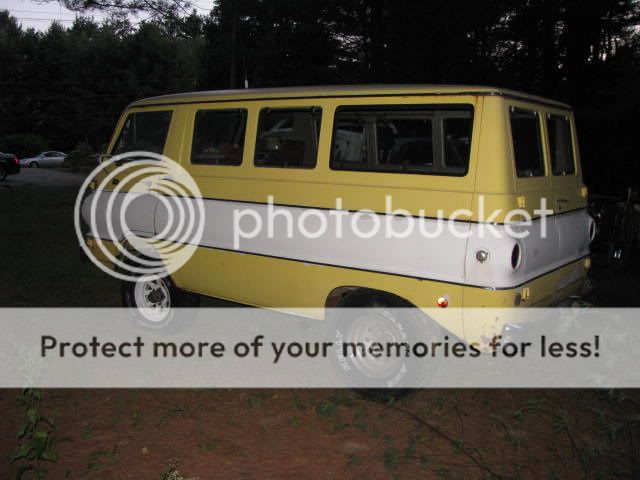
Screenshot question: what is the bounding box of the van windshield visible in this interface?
[111,110,173,158]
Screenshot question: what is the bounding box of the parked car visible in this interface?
[20,151,67,168]
[0,152,20,180]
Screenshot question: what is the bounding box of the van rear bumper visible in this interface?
[500,294,593,346]
[462,258,590,346]
[462,257,589,308]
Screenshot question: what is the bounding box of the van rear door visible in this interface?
[508,105,560,279]
[545,112,590,259]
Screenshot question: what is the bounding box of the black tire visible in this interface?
[121,274,200,331]
[29,161,38,168]
[328,290,441,397]
[0,165,6,181]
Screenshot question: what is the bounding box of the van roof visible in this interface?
[129,85,571,109]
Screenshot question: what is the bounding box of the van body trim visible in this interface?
[87,229,587,291]
[84,191,589,290]
[160,193,587,226]
[182,244,587,291]
[129,91,571,110]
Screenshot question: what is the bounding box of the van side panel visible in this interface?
[472,96,516,208]
[173,245,466,340]
[171,95,480,320]
[177,97,479,217]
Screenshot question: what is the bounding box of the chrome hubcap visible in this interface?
[133,276,171,323]
[346,312,404,379]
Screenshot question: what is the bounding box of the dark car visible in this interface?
[0,152,20,180]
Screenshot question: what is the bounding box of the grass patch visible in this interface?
[0,186,119,306]
[197,439,219,452]
[131,408,143,430]
[383,447,399,471]
[315,400,337,418]
[158,404,190,426]
[80,422,94,440]
[86,445,119,472]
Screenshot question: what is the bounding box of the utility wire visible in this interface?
[14,17,76,22]
[0,111,122,122]
[5,9,78,16]
[0,78,191,86]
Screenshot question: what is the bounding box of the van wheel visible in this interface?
[0,165,6,181]
[329,290,438,398]
[121,274,199,329]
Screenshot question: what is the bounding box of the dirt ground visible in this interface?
[2,388,640,479]
[1,186,640,479]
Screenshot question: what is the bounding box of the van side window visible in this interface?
[547,114,575,175]
[510,107,544,177]
[191,109,247,166]
[112,110,172,156]
[254,108,321,169]
[443,117,472,169]
[331,106,472,176]
[332,117,368,166]
[377,118,434,167]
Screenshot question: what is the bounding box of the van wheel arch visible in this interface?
[325,287,440,392]
[325,286,415,310]
[325,286,444,339]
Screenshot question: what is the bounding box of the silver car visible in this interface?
[20,151,67,168]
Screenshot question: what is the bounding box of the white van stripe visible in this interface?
[156,197,471,285]
[86,191,590,290]
[158,197,590,290]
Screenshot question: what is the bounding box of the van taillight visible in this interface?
[13,156,19,165]
[511,243,521,270]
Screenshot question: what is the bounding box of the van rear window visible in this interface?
[547,114,575,175]
[112,110,172,157]
[330,106,472,176]
[510,108,544,177]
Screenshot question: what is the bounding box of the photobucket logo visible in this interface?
[232,195,552,248]
[74,152,205,282]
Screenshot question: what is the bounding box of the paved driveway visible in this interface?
[0,168,86,188]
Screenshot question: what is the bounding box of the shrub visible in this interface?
[64,142,99,171]
[0,134,48,159]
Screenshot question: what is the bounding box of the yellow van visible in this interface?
[80,85,593,344]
